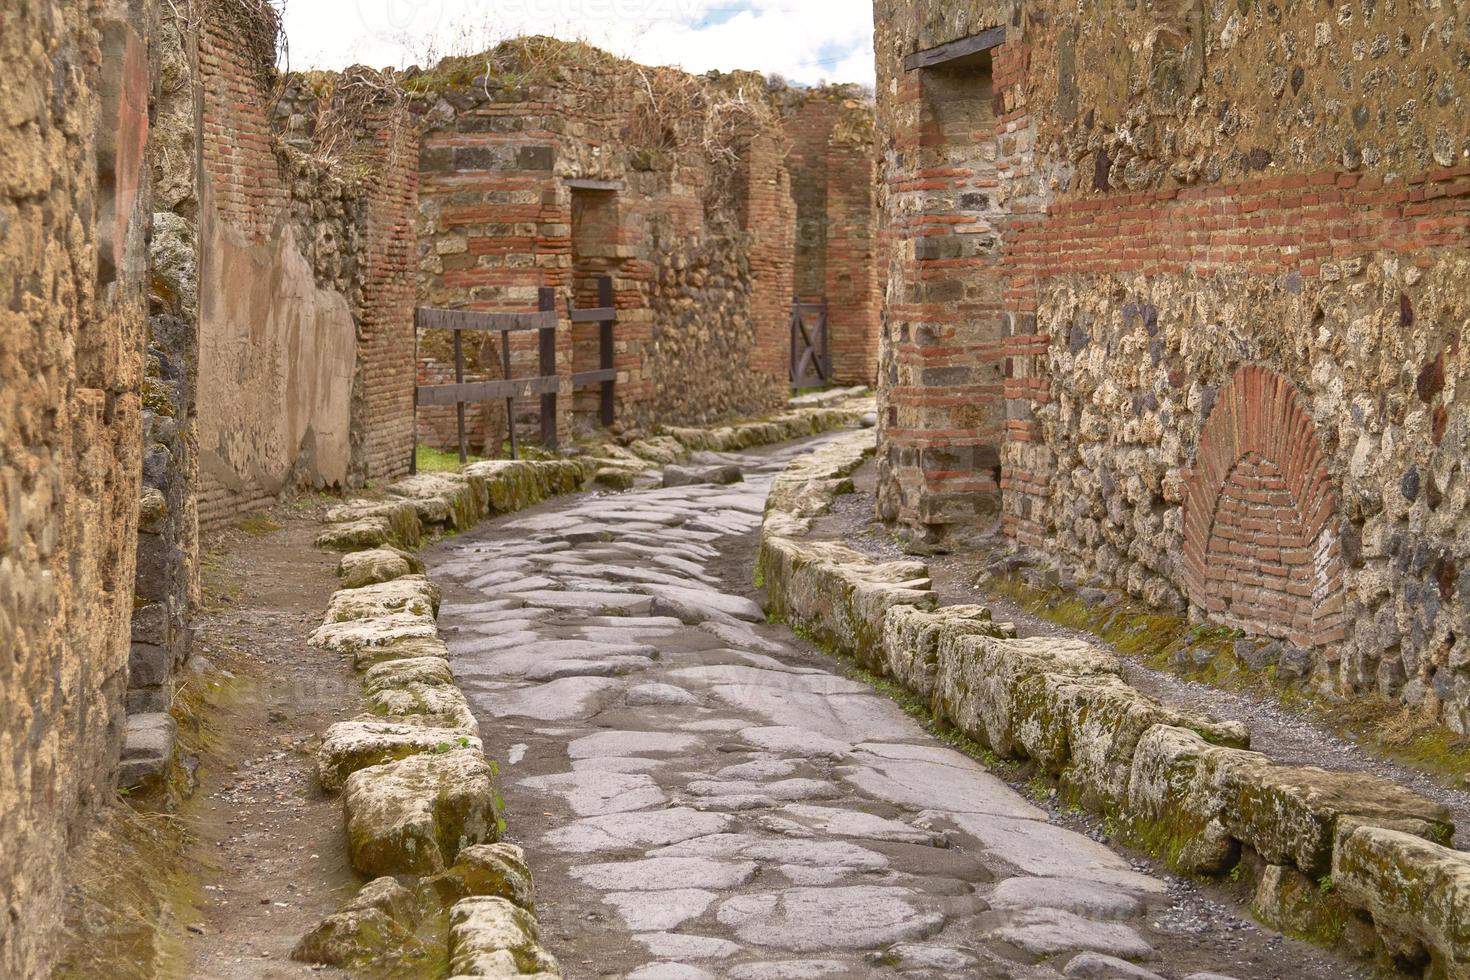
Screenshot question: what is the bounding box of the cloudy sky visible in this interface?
[281,0,876,88]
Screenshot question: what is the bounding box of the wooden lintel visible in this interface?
[902,27,1006,71]
[571,368,617,386]
[569,306,617,323]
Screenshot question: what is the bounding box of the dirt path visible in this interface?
[420,435,1358,980]
[172,512,363,979]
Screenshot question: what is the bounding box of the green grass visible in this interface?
[415,445,482,472]
[235,515,281,537]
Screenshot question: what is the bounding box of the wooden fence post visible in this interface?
[538,287,558,451]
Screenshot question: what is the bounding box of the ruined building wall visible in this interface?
[783,90,884,384]
[413,41,796,439]
[0,0,155,974]
[195,5,417,530]
[131,1,201,725]
[276,73,422,484]
[874,0,1040,541]
[874,1,1470,731]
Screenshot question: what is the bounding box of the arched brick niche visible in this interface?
[1182,365,1347,648]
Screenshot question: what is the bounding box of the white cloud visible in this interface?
[280,0,875,88]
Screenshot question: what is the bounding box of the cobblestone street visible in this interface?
[423,440,1329,980]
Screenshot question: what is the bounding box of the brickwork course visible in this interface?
[872,1,1470,731]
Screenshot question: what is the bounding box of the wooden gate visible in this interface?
[790,297,831,388]
[411,287,559,471]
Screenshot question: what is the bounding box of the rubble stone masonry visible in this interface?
[0,0,155,974]
[412,41,798,438]
[874,1,1470,730]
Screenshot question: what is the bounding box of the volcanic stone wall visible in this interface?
[782,88,884,385]
[0,0,155,975]
[873,1,1470,731]
[413,41,796,438]
[194,4,417,531]
[131,2,201,724]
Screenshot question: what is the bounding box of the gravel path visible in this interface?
[423,436,1358,980]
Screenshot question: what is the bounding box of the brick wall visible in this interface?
[195,12,418,532]
[782,91,882,385]
[349,94,421,484]
[0,0,154,974]
[413,41,796,437]
[873,1,1470,730]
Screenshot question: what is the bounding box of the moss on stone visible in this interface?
[992,573,1470,788]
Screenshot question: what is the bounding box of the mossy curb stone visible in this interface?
[344,749,500,876]
[424,843,537,912]
[308,613,440,659]
[448,896,561,977]
[292,878,425,968]
[317,500,423,550]
[290,908,424,969]
[317,720,483,793]
[1333,822,1470,976]
[364,678,479,732]
[337,545,425,589]
[323,575,442,623]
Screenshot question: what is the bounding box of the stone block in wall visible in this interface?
[128,642,172,691]
[118,713,178,788]
[130,602,169,646]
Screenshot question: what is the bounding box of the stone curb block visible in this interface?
[448,896,561,977]
[317,720,483,793]
[757,431,1470,975]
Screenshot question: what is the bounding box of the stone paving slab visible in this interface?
[426,435,1247,980]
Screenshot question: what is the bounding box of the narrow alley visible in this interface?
[422,438,1347,980]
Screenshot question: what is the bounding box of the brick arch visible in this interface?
[1182,365,1346,648]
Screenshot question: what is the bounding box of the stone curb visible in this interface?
[756,431,1470,978]
[292,401,871,973]
[314,400,869,551]
[297,547,559,972]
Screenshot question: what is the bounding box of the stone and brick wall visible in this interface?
[873,2,1470,731]
[194,7,418,532]
[782,90,883,385]
[0,0,155,974]
[412,41,797,437]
